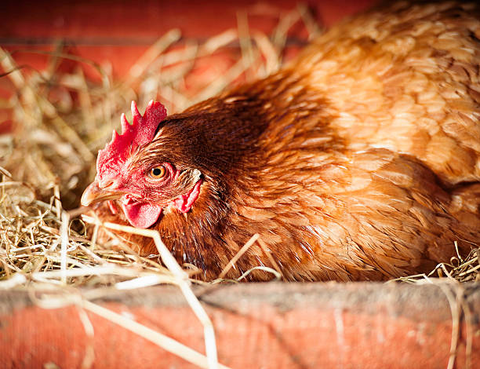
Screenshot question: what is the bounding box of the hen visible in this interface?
[82,1,480,281]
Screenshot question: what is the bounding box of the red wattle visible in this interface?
[122,202,163,229]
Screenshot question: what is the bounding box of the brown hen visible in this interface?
[82,1,480,281]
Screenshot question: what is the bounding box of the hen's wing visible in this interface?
[295,1,480,185]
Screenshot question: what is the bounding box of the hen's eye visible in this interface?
[149,166,166,179]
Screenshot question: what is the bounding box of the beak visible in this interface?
[81,181,123,207]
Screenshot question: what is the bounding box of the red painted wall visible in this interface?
[0,0,377,77]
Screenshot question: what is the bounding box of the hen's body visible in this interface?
[90,1,480,281]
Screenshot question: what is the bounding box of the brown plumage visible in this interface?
[82,1,480,281]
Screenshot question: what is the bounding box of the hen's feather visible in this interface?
[84,1,480,281]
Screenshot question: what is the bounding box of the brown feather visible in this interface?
[86,1,480,281]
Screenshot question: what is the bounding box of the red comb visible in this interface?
[96,100,167,182]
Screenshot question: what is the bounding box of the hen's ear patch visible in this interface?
[96,100,167,181]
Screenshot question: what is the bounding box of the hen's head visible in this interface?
[81,101,202,228]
